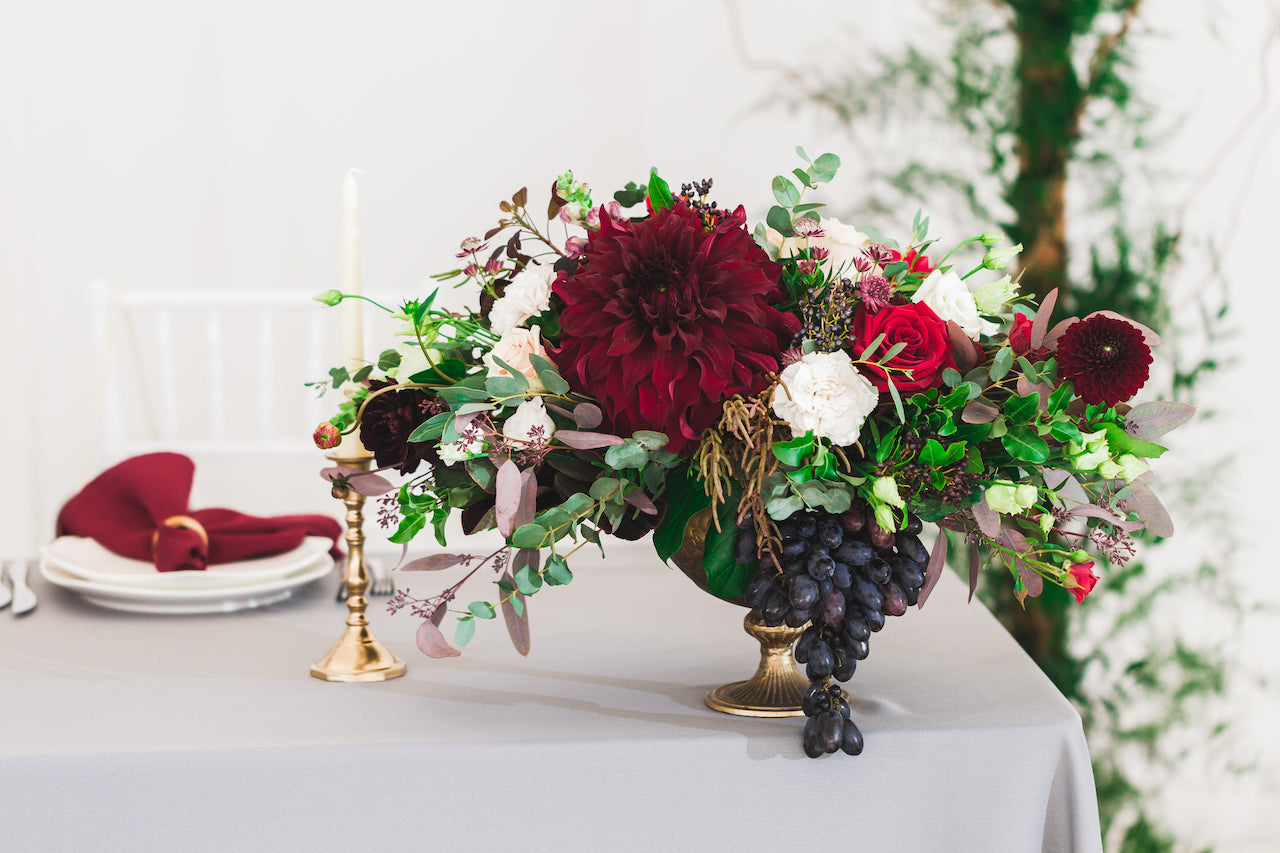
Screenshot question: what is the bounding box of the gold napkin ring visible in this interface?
[151,515,210,553]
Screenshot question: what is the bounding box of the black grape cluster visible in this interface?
[743,503,931,758]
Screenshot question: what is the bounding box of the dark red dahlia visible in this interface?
[359,379,447,474]
[553,203,799,454]
[1055,314,1152,407]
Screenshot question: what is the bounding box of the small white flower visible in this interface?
[771,350,879,446]
[985,481,1039,515]
[503,397,555,446]
[912,269,999,340]
[1116,454,1150,483]
[392,341,437,384]
[872,476,905,508]
[489,263,556,335]
[1067,430,1111,471]
[971,274,1019,314]
[439,435,484,464]
[483,326,549,393]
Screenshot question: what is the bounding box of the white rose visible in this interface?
[971,274,1019,314]
[439,435,484,465]
[483,325,549,392]
[912,269,999,340]
[771,350,879,446]
[810,217,869,274]
[392,341,437,384]
[985,481,1039,515]
[488,263,556,335]
[503,396,555,446]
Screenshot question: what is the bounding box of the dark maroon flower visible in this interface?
[553,203,799,454]
[1055,314,1152,407]
[359,379,446,474]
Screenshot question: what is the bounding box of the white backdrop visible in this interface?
[2,1,1277,849]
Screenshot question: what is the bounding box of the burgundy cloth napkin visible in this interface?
[57,452,343,572]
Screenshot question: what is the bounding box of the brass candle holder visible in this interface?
[311,452,406,682]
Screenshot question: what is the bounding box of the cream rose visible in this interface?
[483,326,549,392]
[809,217,869,274]
[489,263,555,335]
[912,269,999,340]
[771,350,879,446]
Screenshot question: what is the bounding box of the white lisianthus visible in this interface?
[392,341,437,384]
[771,350,879,446]
[438,435,485,465]
[872,476,905,509]
[971,274,1019,314]
[483,325,549,393]
[503,397,555,446]
[912,269,999,340]
[1067,430,1111,471]
[985,481,1039,515]
[1099,453,1150,483]
[488,263,556,335]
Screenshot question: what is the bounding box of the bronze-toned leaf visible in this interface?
[947,321,978,372]
[464,506,497,535]
[1068,504,1144,532]
[346,472,396,496]
[556,430,627,449]
[1014,555,1042,602]
[1127,480,1174,538]
[970,498,1001,538]
[1042,317,1076,350]
[401,554,470,572]
[1125,401,1196,440]
[1085,310,1162,346]
[962,399,999,424]
[429,602,447,627]
[1030,287,1058,349]
[514,468,538,532]
[918,526,949,609]
[623,489,658,515]
[500,566,531,657]
[512,186,528,209]
[495,460,522,538]
[573,403,604,429]
[968,543,980,603]
[416,619,461,658]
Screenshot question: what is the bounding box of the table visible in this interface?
[0,540,1103,852]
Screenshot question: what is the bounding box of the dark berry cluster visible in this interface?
[677,178,727,229]
[744,504,930,758]
[794,278,857,353]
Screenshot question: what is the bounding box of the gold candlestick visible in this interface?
[311,453,406,682]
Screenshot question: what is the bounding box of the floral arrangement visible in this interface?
[314,149,1192,759]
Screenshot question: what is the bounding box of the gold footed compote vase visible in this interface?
[672,509,810,717]
[311,451,406,682]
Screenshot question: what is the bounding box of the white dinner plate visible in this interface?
[39,553,335,614]
[41,536,334,590]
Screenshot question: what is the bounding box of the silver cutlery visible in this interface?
[335,556,394,601]
[6,560,36,616]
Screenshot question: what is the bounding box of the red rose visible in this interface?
[1065,560,1099,603]
[1009,312,1033,355]
[851,302,954,393]
[887,248,934,276]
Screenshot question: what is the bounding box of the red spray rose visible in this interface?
[887,247,934,276]
[850,302,955,393]
[553,203,798,454]
[1009,313,1034,355]
[1065,560,1099,603]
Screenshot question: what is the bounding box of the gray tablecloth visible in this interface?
[0,540,1102,852]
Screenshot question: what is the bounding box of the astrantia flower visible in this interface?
[359,379,446,474]
[772,350,878,446]
[1055,314,1152,407]
[554,203,799,454]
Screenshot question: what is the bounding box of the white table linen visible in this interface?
[0,540,1102,852]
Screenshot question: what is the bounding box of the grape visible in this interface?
[849,577,884,613]
[862,556,892,585]
[839,506,866,533]
[833,540,872,567]
[807,554,835,581]
[839,720,864,756]
[744,573,777,609]
[785,607,811,628]
[806,641,835,678]
[897,533,928,564]
[862,607,886,633]
[762,588,789,627]
[833,653,856,681]
[846,638,869,661]
[802,680,830,716]
[789,575,819,611]
[802,716,828,758]
[842,616,870,643]
[817,709,844,753]
[881,582,908,617]
[831,562,853,590]
[795,628,817,664]
[817,522,843,549]
[817,591,846,627]
[734,530,758,563]
[781,539,807,558]
[868,519,895,550]
[797,515,818,539]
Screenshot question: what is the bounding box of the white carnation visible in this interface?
[771,351,879,446]
[488,263,556,335]
[503,396,555,446]
[912,269,999,341]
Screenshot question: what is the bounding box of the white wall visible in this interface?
[2,0,1277,848]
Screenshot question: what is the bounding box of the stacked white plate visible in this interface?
[39,535,335,614]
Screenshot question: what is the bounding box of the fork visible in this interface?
[335,556,394,601]
[5,560,37,616]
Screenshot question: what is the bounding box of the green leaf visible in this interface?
[942,368,962,388]
[919,438,949,466]
[885,374,906,424]
[408,411,452,443]
[485,375,526,399]
[387,513,426,544]
[1002,425,1049,464]
[490,357,530,389]
[653,463,710,562]
[766,494,804,519]
[514,565,542,595]
[989,347,1014,382]
[631,430,668,450]
[589,477,622,502]
[772,175,801,208]
[701,498,759,600]
[1047,380,1073,414]
[377,349,402,371]
[647,169,674,210]
[544,554,573,586]
[604,440,648,469]
[468,601,496,619]
[1003,393,1039,424]
[1099,421,1168,459]
[766,205,793,237]
[772,431,816,467]
[792,168,813,189]
[455,617,476,647]
[795,145,811,163]
[510,523,549,550]
[539,370,570,396]
[1049,419,1082,443]
[559,492,597,519]
[812,152,841,182]
[792,202,824,213]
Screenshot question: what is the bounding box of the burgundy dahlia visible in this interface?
[1055,314,1152,407]
[359,379,447,474]
[553,203,799,453]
